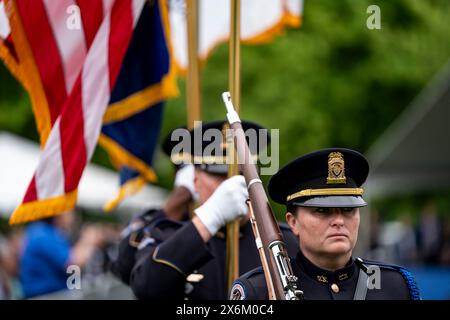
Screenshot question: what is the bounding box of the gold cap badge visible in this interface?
[327,152,346,184]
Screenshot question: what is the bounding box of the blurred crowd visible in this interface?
[1,201,449,300]
[0,210,121,300]
[368,202,450,266]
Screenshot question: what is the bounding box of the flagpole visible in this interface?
[185,0,201,222]
[228,0,240,114]
[186,0,201,129]
[226,0,241,292]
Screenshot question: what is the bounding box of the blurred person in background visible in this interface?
[369,208,381,252]
[0,230,23,300]
[439,216,450,265]
[0,235,12,299]
[20,210,105,298]
[418,202,442,264]
[88,224,122,275]
[397,213,419,265]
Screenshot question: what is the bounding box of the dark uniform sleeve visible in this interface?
[110,209,165,285]
[130,221,214,299]
[230,267,268,300]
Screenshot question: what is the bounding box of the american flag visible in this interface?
[0,0,10,43]
[0,0,145,224]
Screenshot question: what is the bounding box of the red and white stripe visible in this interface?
[17,0,144,208]
[0,0,10,41]
[43,0,87,94]
[15,0,112,125]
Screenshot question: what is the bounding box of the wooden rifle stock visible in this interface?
[222,92,303,300]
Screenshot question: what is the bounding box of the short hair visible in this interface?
[287,204,298,215]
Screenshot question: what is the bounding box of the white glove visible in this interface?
[194,175,249,236]
[174,164,199,201]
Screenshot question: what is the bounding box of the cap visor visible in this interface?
[292,196,367,208]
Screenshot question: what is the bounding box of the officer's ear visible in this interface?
[193,167,200,189]
[286,209,300,237]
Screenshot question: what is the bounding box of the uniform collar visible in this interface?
[296,250,356,284]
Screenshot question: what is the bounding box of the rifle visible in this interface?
[222,92,303,300]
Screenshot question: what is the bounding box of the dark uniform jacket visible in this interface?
[110,209,167,285]
[230,249,421,300]
[128,217,299,300]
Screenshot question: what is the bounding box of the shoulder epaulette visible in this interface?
[136,217,184,250]
[230,267,265,300]
[143,215,184,233]
[140,208,164,223]
[241,266,264,280]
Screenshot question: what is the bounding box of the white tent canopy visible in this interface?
[366,61,450,199]
[0,132,167,219]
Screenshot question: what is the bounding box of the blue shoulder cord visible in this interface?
[397,267,421,300]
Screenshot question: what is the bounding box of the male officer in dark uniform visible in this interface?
[110,138,196,284]
[127,120,298,299]
[230,148,421,300]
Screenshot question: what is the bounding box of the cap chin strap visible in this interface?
[286,188,364,202]
[170,153,258,165]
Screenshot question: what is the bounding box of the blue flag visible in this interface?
[98,0,178,211]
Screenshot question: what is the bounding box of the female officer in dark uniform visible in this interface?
[230,148,420,300]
